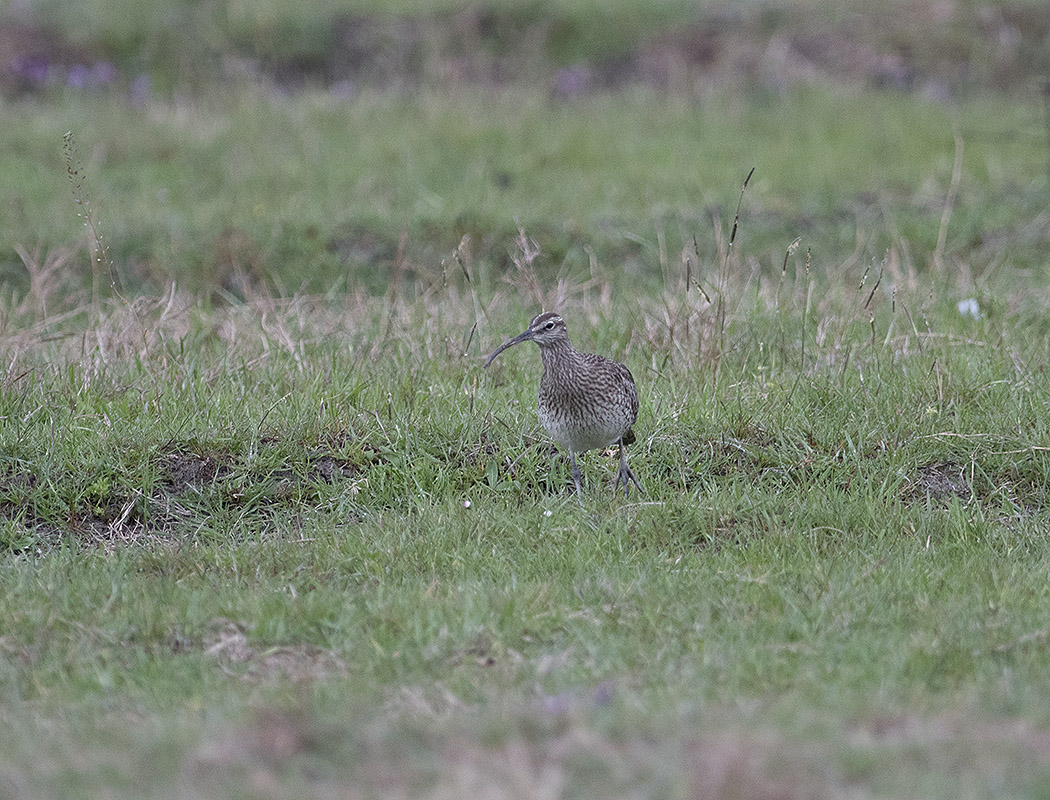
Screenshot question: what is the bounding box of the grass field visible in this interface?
[4,1,1050,798]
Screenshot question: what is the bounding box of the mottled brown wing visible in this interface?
[583,352,639,430]
[616,361,639,424]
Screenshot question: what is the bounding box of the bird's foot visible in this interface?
[614,462,642,498]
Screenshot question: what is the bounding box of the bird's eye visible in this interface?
[544,321,555,330]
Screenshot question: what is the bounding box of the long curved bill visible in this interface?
[483,329,532,368]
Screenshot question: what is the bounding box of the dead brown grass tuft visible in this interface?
[201,619,347,683]
[684,732,831,800]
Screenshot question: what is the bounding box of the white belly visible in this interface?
[538,404,628,453]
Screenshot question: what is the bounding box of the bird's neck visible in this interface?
[538,340,578,372]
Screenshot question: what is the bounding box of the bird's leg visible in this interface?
[615,439,642,498]
[569,450,584,503]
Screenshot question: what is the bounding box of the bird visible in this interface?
[484,311,641,500]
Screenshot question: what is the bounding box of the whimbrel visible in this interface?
[485,311,641,500]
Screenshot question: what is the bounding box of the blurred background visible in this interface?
[2,0,1048,297]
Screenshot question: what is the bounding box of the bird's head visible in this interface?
[484,312,569,367]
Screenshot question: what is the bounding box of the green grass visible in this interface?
[3,85,1047,296]
[5,1,1050,796]
[4,257,1050,796]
